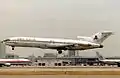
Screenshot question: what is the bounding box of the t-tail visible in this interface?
[77,31,113,44]
[91,31,113,44]
[96,52,105,61]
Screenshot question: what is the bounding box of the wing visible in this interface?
[48,43,93,50]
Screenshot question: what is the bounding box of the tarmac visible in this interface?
[0,66,120,75]
[1,75,120,78]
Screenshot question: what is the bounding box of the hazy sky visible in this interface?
[0,0,120,57]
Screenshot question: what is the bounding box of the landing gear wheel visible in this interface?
[117,63,120,67]
[0,65,3,67]
[58,50,62,54]
[11,46,15,50]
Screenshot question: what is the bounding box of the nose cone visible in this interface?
[1,39,10,43]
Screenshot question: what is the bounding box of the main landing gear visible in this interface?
[57,50,62,54]
[117,63,120,67]
[11,46,15,50]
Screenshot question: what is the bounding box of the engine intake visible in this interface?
[99,45,104,48]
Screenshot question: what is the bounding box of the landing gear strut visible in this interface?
[117,63,120,67]
[11,46,15,50]
[57,50,62,54]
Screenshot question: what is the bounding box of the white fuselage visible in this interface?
[0,59,31,63]
[0,59,31,66]
[100,59,120,64]
[3,37,103,50]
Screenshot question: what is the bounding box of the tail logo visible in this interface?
[94,35,98,40]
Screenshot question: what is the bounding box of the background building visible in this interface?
[0,42,6,58]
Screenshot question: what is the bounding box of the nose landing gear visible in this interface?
[57,50,62,54]
[11,46,15,50]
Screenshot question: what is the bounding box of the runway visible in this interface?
[0,75,120,78]
[0,66,120,75]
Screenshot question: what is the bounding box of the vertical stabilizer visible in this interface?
[96,52,105,60]
[77,31,113,44]
[91,31,113,44]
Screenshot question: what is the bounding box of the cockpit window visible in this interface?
[3,39,10,42]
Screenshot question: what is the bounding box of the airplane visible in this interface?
[0,59,31,67]
[96,52,120,67]
[2,31,113,54]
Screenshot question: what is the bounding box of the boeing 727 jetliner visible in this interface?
[96,52,120,67]
[2,31,113,54]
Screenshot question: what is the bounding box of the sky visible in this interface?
[0,0,120,57]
